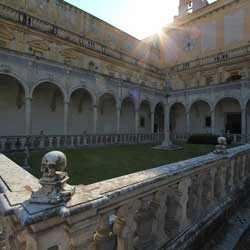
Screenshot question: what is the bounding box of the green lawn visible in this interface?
[6,144,215,185]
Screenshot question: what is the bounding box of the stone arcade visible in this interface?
[0,0,250,146]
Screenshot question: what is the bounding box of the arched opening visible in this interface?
[154,103,164,133]
[97,93,116,133]
[120,97,135,133]
[69,89,93,134]
[31,82,64,135]
[0,74,26,135]
[190,101,211,134]
[139,100,151,133]
[215,97,241,134]
[170,103,186,135]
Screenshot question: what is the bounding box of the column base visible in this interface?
[152,140,183,151]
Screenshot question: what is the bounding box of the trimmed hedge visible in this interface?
[188,134,219,145]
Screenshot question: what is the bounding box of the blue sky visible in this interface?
[66,0,216,39]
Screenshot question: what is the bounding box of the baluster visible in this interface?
[151,190,167,246]
[200,170,213,213]
[133,195,158,249]
[93,211,116,250]
[48,136,53,148]
[225,159,233,193]
[77,136,81,146]
[84,135,87,145]
[113,200,140,250]
[71,136,74,147]
[186,175,201,224]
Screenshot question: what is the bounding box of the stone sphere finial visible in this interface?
[30,151,75,204]
[214,136,227,155]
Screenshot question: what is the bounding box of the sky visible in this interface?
[66,0,216,40]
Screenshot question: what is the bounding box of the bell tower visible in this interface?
[178,0,208,17]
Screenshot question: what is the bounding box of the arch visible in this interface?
[97,90,117,107]
[120,96,136,133]
[97,93,117,133]
[31,82,64,135]
[31,79,66,101]
[0,74,26,135]
[69,88,94,134]
[139,100,151,133]
[214,97,242,135]
[69,86,96,105]
[214,95,242,110]
[189,99,211,112]
[154,102,165,133]
[169,101,186,112]
[190,101,211,134]
[170,103,186,135]
[0,72,29,97]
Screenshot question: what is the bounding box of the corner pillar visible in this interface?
[186,111,190,136]
[64,102,69,135]
[135,109,139,134]
[116,107,121,134]
[25,97,32,135]
[241,108,246,142]
[93,105,98,134]
[211,109,215,135]
[151,111,155,133]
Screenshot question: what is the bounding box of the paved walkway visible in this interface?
[202,196,250,250]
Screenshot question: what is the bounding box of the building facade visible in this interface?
[0,0,249,140]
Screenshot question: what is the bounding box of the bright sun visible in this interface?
[118,0,178,39]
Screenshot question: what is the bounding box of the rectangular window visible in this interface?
[140,117,145,128]
[205,116,211,127]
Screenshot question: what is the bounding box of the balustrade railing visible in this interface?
[0,143,250,249]
[171,132,247,144]
[0,133,165,152]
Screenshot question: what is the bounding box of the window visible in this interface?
[205,116,211,127]
[140,117,145,128]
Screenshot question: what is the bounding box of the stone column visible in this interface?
[151,111,155,133]
[64,102,69,135]
[116,107,121,134]
[186,111,190,135]
[211,109,215,135]
[25,97,32,135]
[241,108,246,142]
[93,105,98,134]
[161,105,172,146]
[135,109,139,134]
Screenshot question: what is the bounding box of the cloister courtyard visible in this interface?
[7,143,217,184]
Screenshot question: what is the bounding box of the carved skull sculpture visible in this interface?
[41,151,67,178]
[217,136,227,145]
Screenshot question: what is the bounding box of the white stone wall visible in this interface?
[138,102,151,133]
[69,91,93,134]
[0,75,25,136]
[120,99,135,133]
[170,104,186,134]
[214,98,241,134]
[224,9,244,45]
[97,94,116,133]
[201,21,216,51]
[31,84,64,135]
[190,102,211,134]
